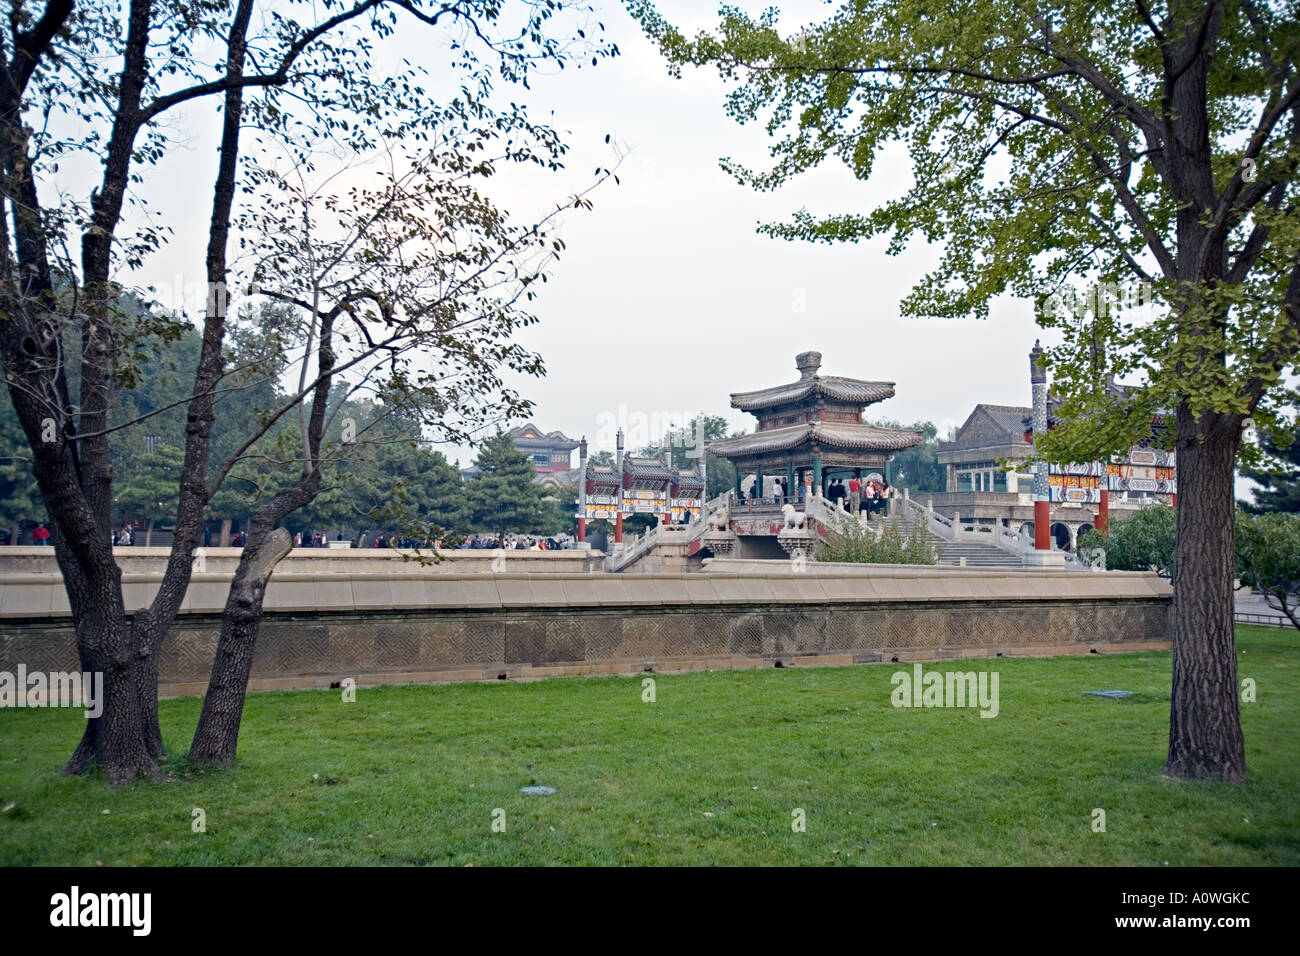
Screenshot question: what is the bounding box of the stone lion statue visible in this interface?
[782,503,807,530]
[708,507,729,531]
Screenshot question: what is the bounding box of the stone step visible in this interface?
[936,540,1022,568]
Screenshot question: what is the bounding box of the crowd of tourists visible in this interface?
[456,533,577,550]
[284,530,578,551]
[740,475,893,514]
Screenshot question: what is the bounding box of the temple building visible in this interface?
[507,423,580,478]
[933,342,1176,551]
[460,422,581,489]
[938,405,1033,494]
[706,351,924,499]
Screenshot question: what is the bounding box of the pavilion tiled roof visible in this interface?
[730,376,896,412]
[674,469,705,490]
[707,421,923,458]
[623,456,674,479]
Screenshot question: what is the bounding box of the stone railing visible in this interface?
[900,492,957,541]
[604,521,697,573]
[992,521,1031,555]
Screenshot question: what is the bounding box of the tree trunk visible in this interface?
[220,518,232,547]
[1165,407,1247,781]
[144,518,154,548]
[59,567,161,783]
[188,527,292,767]
[130,607,165,759]
[189,271,333,768]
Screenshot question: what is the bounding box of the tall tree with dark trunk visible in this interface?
[629,0,1299,781]
[187,130,615,766]
[0,0,615,783]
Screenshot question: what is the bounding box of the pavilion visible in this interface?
[706,351,924,501]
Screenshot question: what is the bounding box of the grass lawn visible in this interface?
[1,625,1296,866]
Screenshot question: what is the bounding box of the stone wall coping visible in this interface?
[0,566,1172,618]
[0,546,588,558]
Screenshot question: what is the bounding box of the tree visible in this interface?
[536,495,577,537]
[292,402,471,540]
[0,0,615,782]
[662,414,738,499]
[1241,420,1300,512]
[466,432,551,537]
[869,419,944,492]
[629,0,1300,782]
[0,388,41,544]
[188,111,615,767]
[114,443,185,546]
[1079,502,1178,575]
[1235,510,1300,630]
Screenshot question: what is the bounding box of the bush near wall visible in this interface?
[817,509,938,565]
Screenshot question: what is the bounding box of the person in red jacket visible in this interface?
[33,523,50,545]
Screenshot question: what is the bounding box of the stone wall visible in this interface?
[0,545,601,577]
[0,566,1173,697]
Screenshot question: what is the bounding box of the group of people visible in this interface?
[829,476,892,515]
[282,530,577,551]
[742,475,893,514]
[291,531,441,550]
[458,533,575,551]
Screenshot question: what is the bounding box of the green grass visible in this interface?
[2,625,1297,865]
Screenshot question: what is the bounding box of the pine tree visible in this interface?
[466,433,549,538]
[0,389,42,544]
[1241,426,1300,514]
[115,443,186,546]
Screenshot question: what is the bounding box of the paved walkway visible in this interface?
[1235,592,1294,627]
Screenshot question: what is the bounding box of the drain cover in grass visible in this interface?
[520,786,556,795]
[1084,689,1134,698]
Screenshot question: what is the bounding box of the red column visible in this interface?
[1035,500,1051,551]
[1096,489,1109,534]
[577,517,586,543]
[614,511,623,544]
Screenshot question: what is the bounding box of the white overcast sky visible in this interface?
[106,0,1266,496]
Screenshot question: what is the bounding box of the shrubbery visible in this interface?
[816,508,938,565]
[1080,505,1299,631]
[1078,503,1177,576]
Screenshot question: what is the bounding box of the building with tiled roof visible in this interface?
[506,423,580,475]
[460,423,582,489]
[930,341,1177,552]
[706,351,924,499]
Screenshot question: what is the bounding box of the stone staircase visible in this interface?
[932,536,1023,568]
